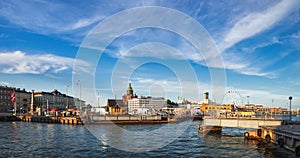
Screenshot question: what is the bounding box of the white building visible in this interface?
[191,92,212,105]
[128,97,166,115]
[33,89,85,110]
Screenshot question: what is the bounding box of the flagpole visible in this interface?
[47,99,49,115]
[10,90,17,116]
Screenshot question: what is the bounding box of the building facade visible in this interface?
[33,89,76,111]
[128,97,166,115]
[106,99,126,115]
[0,86,86,114]
[0,86,13,112]
[200,104,233,114]
[122,82,138,105]
[15,88,31,114]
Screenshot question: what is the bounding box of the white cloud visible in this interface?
[0,51,87,74]
[212,0,300,78]
[68,16,104,30]
[220,0,299,52]
[241,37,282,53]
[99,1,297,78]
[119,42,195,60]
[1,1,297,80]
[238,87,294,106]
[290,30,300,39]
[236,68,276,78]
[220,52,277,78]
[0,1,104,35]
[0,81,10,86]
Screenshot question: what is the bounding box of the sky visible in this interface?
[0,0,299,108]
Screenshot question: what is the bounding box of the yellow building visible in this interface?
[106,99,125,115]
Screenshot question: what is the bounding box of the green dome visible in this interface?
[127,83,133,91]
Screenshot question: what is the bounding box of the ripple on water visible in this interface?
[0,121,298,157]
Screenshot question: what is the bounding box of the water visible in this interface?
[0,121,297,158]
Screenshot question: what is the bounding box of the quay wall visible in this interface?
[0,115,84,125]
[244,125,300,156]
[91,115,162,121]
[0,114,166,125]
[0,115,20,121]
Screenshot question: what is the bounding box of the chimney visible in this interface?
[204,92,209,100]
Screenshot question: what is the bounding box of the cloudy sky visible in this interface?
[0,0,299,108]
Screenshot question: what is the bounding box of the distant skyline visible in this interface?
[0,0,300,108]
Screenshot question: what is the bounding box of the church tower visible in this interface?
[122,82,138,105]
[127,82,133,97]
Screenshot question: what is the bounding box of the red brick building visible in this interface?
[122,82,137,105]
[0,86,13,112]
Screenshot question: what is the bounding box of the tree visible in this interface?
[167,99,178,107]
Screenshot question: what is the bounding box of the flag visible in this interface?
[10,91,16,103]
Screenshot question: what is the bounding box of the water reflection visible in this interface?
[86,120,193,153]
[0,121,298,157]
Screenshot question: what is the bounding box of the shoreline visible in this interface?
[0,114,203,125]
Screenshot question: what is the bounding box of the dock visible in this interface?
[261,125,300,156]
[0,115,84,125]
[243,125,300,156]
[200,116,300,156]
[19,115,84,125]
[0,114,181,125]
[203,117,282,128]
[86,115,170,124]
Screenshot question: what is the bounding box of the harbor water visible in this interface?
[0,118,299,158]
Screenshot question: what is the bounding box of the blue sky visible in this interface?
[0,0,299,108]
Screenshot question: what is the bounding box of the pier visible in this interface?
[0,114,84,125]
[85,115,170,124]
[200,117,300,156]
[203,117,282,128]
[244,125,300,156]
[0,113,181,125]
[17,116,84,125]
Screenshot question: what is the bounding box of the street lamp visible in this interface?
[97,91,100,107]
[65,85,69,110]
[289,96,292,121]
[77,80,82,110]
[247,96,250,105]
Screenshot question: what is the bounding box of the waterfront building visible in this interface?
[0,86,32,113]
[200,104,234,114]
[0,86,13,112]
[106,99,126,115]
[161,107,185,115]
[15,88,31,114]
[191,92,213,105]
[1,86,85,115]
[128,97,167,115]
[33,89,78,112]
[73,97,86,110]
[122,82,138,105]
